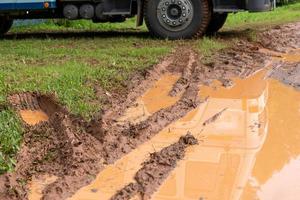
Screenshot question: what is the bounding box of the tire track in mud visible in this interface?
[110,134,198,200]
[0,48,201,200]
[41,48,203,200]
[1,22,300,200]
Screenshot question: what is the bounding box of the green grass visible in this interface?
[197,37,228,57]
[0,109,22,173]
[225,2,300,30]
[0,38,173,117]
[11,18,145,33]
[1,3,300,174]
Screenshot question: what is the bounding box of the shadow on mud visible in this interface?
[210,28,258,40]
[3,30,151,40]
[2,28,257,40]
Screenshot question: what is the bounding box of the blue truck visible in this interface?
[0,0,273,39]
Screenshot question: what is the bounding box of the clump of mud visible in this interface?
[259,23,300,52]
[110,134,198,200]
[268,62,300,90]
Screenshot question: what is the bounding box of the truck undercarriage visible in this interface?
[0,0,273,39]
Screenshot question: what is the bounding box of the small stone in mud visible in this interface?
[91,188,98,193]
[220,79,234,88]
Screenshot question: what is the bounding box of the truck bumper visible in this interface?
[213,0,274,13]
[247,0,273,12]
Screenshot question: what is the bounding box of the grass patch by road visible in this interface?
[225,2,300,30]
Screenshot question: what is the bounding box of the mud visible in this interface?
[1,93,103,200]
[169,51,197,96]
[0,48,202,200]
[1,22,300,200]
[268,63,300,90]
[259,23,300,52]
[110,134,198,200]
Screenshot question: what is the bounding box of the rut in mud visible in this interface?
[110,134,198,200]
[0,47,203,200]
[0,21,300,200]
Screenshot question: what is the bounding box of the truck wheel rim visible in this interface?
[157,0,194,32]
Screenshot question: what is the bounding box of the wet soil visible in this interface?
[268,62,300,90]
[110,134,198,200]
[1,22,300,200]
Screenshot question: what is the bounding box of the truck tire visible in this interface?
[0,18,13,36]
[144,0,211,39]
[206,13,227,34]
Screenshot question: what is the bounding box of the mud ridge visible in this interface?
[110,134,198,200]
[1,93,104,200]
[39,50,205,199]
[169,51,197,96]
[259,22,300,52]
[102,47,192,123]
[100,56,205,164]
[268,62,300,90]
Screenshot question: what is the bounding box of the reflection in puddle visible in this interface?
[70,70,272,200]
[19,110,49,125]
[241,79,300,200]
[32,52,300,200]
[153,70,269,200]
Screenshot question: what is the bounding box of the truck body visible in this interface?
[0,0,274,39]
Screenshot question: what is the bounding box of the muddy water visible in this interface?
[152,70,269,200]
[71,69,297,199]
[117,73,181,124]
[28,73,182,200]
[19,110,48,125]
[241,79,300,200]
[30,53,300,200]
[70,71,272,200]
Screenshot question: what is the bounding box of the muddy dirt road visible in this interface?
[0,22,300,200]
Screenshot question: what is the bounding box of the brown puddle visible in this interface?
[117,73,181,124]
[69,71,271,200]
[19,110,49,125]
